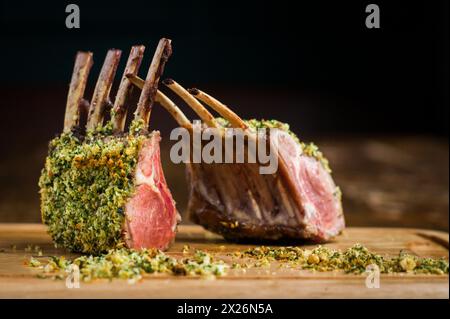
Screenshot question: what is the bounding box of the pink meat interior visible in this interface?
[123,133,178,250]
[276,131,344,239]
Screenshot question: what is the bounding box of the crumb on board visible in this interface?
[228,244,449,274]
[27,248,228,283]
[25,244,448,283]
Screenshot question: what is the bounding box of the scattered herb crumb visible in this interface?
[231,244,449,274]
[27,244,448,283]
[28,248,227,283]
[28,257,42,267]
[182,245,190,253]
[220,221,239,229]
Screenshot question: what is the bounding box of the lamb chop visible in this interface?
[39,39,180,254]
[127,75,345,243]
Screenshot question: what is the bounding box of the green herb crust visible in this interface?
[29,248,227,282]
[38,121,147,254]
[216,118,331,172]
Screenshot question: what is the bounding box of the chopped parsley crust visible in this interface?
[39,121,147,254]
[216,118,331,172]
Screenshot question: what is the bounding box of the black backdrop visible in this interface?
[0,0,448,148]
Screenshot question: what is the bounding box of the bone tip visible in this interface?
[108,48,122,56]
[162,78,174,85]
[162,40,173,58]
[76,51,93,60]
[187,88,200,96]
[74,51,93,67]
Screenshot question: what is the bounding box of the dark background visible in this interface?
[0,0,448,229]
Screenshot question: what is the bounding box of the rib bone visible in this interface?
[64,51,93,132]
[188,88,247,129]
[86,49,122,131]
[134,38,172,129]
[111,45,145,133]
[163,79,218,128]
[126,74,192,130]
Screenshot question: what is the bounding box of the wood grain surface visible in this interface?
[0,224,448,298]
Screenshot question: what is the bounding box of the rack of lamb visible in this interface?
[39,39,180,254]
[127,68,345,243]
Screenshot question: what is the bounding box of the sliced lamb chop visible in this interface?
[39,39,179,254]
[129,74,344,243]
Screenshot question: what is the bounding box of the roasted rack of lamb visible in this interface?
[127,71,345,243]
[40,36,344,253]
[39,39,180,254]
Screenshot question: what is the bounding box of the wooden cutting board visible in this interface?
[0,223,448,298]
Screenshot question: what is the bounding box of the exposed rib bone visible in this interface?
[188,88,247,130]
[111,45,145,133]
[158,91,193,130]
[64,51,93,132]
[134,38,172,128]
[163,79,218,128]
[86,49,122,131]
[126,74,192,130]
